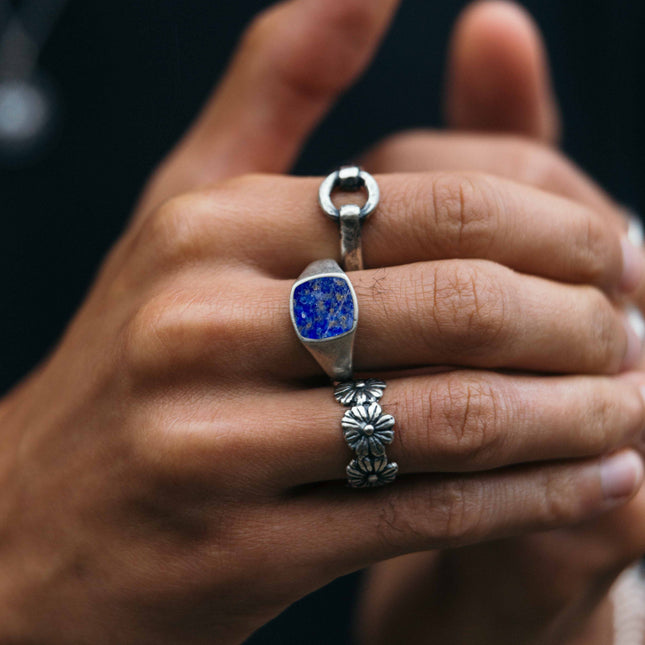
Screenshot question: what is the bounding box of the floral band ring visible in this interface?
[337,380,398,488]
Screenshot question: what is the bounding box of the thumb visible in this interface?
[138,0,400,216]
[443,0,560,144]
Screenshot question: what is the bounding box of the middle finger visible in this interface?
[138,261,640,379]
[269,260,637,377]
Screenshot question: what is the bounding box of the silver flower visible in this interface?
[334,378,386,407]
[346,456,398,488]
[342,402,395,457]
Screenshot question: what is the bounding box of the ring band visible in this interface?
[319,165,380,271]
[335,378,398,488]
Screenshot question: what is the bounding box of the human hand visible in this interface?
[0,2,643,644]
[356,4,645,644]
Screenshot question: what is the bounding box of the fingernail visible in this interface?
[628,306,645,343]
[600,450,644,501]
[620,236,645,293]
[626,210,644,247]
[622,308,645,369]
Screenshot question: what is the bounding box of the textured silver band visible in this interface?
[318,165,380,272]
[334,378,398,488]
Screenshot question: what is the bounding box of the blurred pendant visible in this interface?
[0,73,59,165]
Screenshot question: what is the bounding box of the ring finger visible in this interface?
[253,370,645,487]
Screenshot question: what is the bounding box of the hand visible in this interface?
[356,4,645,644]
[0,2,642,644]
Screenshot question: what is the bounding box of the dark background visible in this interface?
[1,1,644,642]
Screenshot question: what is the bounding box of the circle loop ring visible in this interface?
[318,165,380,221]
[319,166,380,272]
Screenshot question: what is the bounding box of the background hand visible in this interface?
[357,3,645,644]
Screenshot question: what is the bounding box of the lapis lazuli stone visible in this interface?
[292,276,355,340]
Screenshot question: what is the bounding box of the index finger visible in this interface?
[149,172,636,295]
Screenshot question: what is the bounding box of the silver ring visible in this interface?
[290,259,358,382]
[319,165,380,272]
[335,378,398,488]
[318,166,380,221]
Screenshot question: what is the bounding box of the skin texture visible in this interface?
[0,1,643,644]
[356,3,645,644]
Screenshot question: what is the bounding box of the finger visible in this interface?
[363,131,623,227]
[288,261,637,376]
[628,271,645,323]
[138,0,400,215]
[444,1,560,143]
[583,487,645,567]
[287,450,644,569]
[125,259,640,380]
[258,371,645,486]
[127,173,639,294]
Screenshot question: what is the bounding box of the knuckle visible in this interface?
[376,479,483,553]
[604,383,645,447]
[132,413,242,491]
[374,494,421,552]
[539,463,608,528]
[580,398,615,454]
[122,289,192,374]
[426,261,509,352]
[540,469,576,525]
[434,478,486,544]
[122,282,268,378]
[141,195,209,266]
[374,479,486,549]
[604,384,643,447]
[430,172,498,253]
[581,382,628,452]
[430,375,507,465]
[584,289,622,371]
[138,179,252,268]
[571,214,614,287]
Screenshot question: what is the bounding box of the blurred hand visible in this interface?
[356,3,645,644]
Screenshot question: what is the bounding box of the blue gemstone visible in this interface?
[292,276,355,340]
